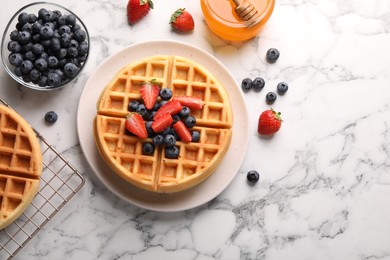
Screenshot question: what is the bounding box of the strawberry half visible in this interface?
[125,113,148,139]
[151,113,173,133]
[257,109,282,135]
[173,96,203,110]
[169,8,194,32]
[173,121,192,143]
[127,0,154,25]
[140,79,160,110]
[154,100,182,119]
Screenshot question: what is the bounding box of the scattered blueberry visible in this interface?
[277,82,289,95]
[145,121,154,137]
[44,111,58,124]
[172,114,181,123]
[241,78,252,92]
[252,77,265,92]
[184,116,196,128]
[266,92,277,104]
[191,130,200,142]
[266,48,280,63]
[159,88,173,100]
[163,134,176,147]
[142,142,155,155]
[128,100,140,111]
[247,170,260,183]
[165,146,179,159]
[152,134,164,146]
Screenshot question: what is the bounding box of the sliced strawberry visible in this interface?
[154,99,182,119]
[173,96,203,110]
[140,79,160,110]
[125,113,148,139]
[173,121,192,143]
[151,113,173,133]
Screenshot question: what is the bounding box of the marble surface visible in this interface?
[1,0,390,259]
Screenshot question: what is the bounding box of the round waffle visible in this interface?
[94,55,233,193]
[0,105,42,230]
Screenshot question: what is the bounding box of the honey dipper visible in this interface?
[231,0,261,27]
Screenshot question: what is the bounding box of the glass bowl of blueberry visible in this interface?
[1,2,89,90]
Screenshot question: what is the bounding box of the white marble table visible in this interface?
[1,0,390,259]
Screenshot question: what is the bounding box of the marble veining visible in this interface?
[1,0,390,259]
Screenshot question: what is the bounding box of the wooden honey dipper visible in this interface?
[231,0,261,27]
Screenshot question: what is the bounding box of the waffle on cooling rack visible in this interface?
[0,105,42,229]
[94,55,233,193]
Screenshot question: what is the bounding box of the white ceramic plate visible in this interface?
[77,40,249,212]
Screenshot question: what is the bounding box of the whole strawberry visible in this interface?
[127,0,154,25]
[257,109,282,135]
[170,8,194,32]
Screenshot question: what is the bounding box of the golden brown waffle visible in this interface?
[0,105,42,229]
[95,55,233,193]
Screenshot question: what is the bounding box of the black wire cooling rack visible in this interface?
[0,97,85,259]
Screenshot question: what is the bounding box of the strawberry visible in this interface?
[173,121,192,143]
[140,79,160,110]
[125,113,148,139]
[169,8,194,32]
[257,109,282,135]
[151,113,173,133]
[154,100,182,119]
[127,0,154,25]
[173,96,203,110]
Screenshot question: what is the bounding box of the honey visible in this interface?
[201,0,275,41]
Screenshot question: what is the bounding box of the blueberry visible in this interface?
[44,22,56,30]
[60,33,71,47]
[159,88,173,100]
[161,126,172,136]
[184,116,196,128]
[32,22,42,34]
[191,130,201,142]
[24,51,36,61]
[10,30,19,41]
[277,82,289,95]
[38,8,48,19]
[69,39,79,49]
[172,114,181,123]
[165,146,179,159]
[21,23,33,34]
[29,69,41,81]
[34,58,48,71]
[20,60,34,74]
[47,56,59,68]
[14,67,22,77]
[247,170,260,183]
[57,48,67,59]
[241,78,252,92]
[52,10,62,20]
[8,53,23,66]
[67,47,78,58]
[22,43,33,53]
[66,14,76,26]
[54,69,65,80]
[17,31,31,45]
[145,121,154,137]
[22,74,31,83]
[142,142,155,155]
[67,58,80,67]
[44,111,58,124]
[58,25,71,35]
[28,13,37,23]
[63,62,79,78]
[136,104,148,118]
[266,48,280,63]
[178,106,191,118]
[32,43,44,55]
[128,100,140,111]
[42,11,55,22]
[51,38,61,51]
[78,55,87,63]
[77,41,88,56]
[40,52,49,60]
[58,58,67,68]
[72,24,81,32]
[152,101,162,112]
[57,15,67,26]
[47,72,61,86]
[17,12,29,25]
[7,41,21,53]
[163,134,176,147]
[40,25,54,39]
[37,75,48,87]
[152,134,164,146]
[252,77,265,92]
[32,34,41,43]
[74,29,86,42]
[266,92,277,104]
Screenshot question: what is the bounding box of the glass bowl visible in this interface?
[201,0,275,41]
[1,2,90,91]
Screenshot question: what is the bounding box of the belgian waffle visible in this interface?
[0,105,42,229]
[95,55,233,193]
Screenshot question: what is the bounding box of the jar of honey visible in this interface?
[201,0,275,41]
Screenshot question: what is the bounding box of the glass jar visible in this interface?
[201,0,275,41]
